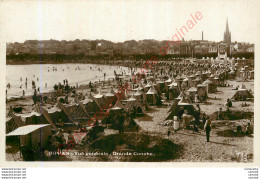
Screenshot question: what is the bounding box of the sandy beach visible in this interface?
[6,73,254,162]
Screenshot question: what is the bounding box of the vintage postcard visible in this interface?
[0,0,259,167]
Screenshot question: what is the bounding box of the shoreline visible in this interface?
[6,61,116,65]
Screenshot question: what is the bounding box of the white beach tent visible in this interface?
[145,87,157,105]
[94,90,109,109]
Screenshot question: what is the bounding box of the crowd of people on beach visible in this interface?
[6,57,254,161]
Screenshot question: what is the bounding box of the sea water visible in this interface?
[6,63,131,99]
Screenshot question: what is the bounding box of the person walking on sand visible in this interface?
[204,117,212,142]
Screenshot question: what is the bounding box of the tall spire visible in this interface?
[226,17,229,33]
[224,17,231,44]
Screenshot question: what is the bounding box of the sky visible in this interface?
[0,0,259,43]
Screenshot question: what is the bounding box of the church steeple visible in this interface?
[224,17,231,44]
[226,18,229,33]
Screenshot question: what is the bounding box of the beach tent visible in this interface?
[165,78,172,91]
[153,82,161,95]
[83,93,111,122]
[94,90,109,109]
[165,97,196,120]
[107,101,126,123]
[114,88,127,101]
[111,100,127,112]
[121,96,135,111]
[144,81,153,93]
[239,68,246,79]
[123,95,145,114]
[180,77,189,90]
[195,71,202,76]
[56,101,77,124]
[167,99,179,113]
[231,84,254,101]
[166,80,177,91]
[134,88,144,102]
[16,111,49,126]
[201,72,208,81]
[176,91,192,103]
[81,93,102,116]
[209,74,215,81]
[168,91,192,112]
[185,76,194,89]
[192,77,202,86]
[202,79,216,93]
[168,82,179,100]
[105,88,117,106]
[61,102,90,122]
[6,124,51,149]
[175,76,185,90]
[34,103,58,130]
[188,74,196,81]
[45,106,67,123]
[145,87,158,105]
[108,100,137,129]
[178,97,193,106]
[6,110,23,134]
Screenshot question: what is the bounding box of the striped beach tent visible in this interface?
[34,103,58,130]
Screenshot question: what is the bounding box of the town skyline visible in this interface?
[1,0,259,44]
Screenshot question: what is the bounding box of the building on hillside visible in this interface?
[179,43,190,55]
[218,45,227,60]
[167,47,180,55]
[208,46,218,53]
[247,46,254,52]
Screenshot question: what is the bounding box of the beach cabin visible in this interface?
[6,124,51,150]
[197,84,208,102]
[187,87,197,102]
[249,70,254,80]
[228,70,236,80]
[202,79,215,93]
[157,80,166,93]
[213,75,220,86]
